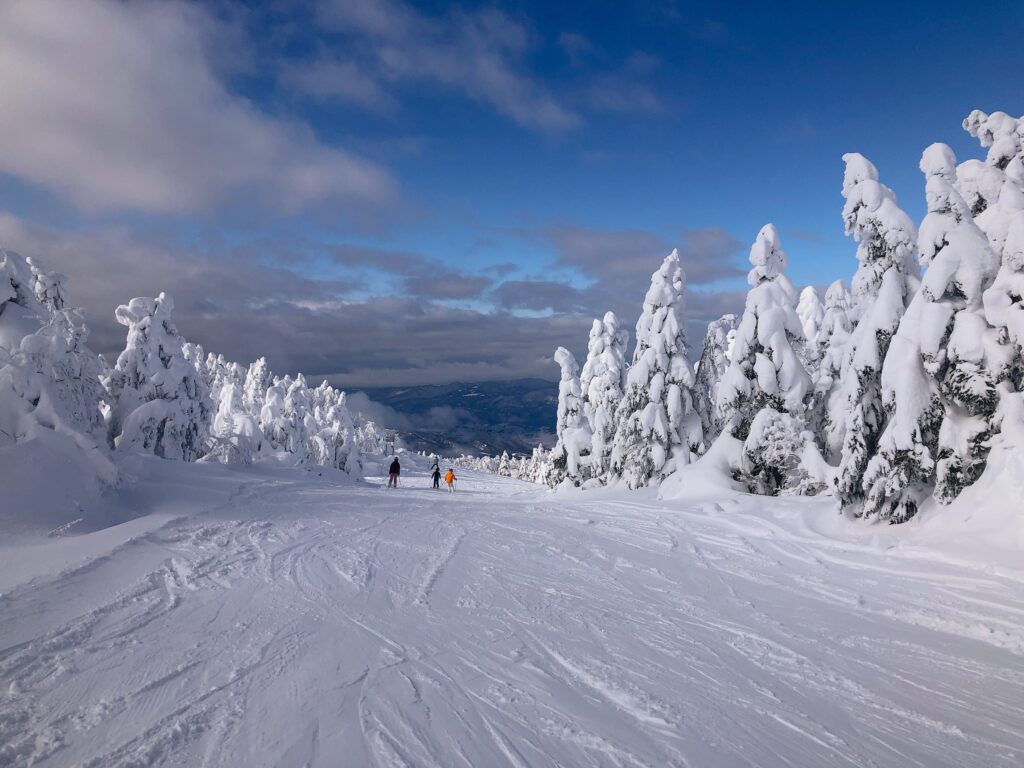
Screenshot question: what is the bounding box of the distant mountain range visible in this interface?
[357,378,557,457]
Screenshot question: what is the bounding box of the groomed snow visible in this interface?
[2,453,1023,767]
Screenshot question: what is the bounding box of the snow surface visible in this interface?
[3,452,1023,767]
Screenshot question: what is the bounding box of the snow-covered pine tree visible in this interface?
[307,391,362,476]
[243,356,272,416]
[282,374,311,457]
[204,381,263,465]
[27,257,68,314]
[796,286,824,365]
[862,144,1003,521]
[739,408,829,496]
[718,226,811,440]
[546,346,591,487]
[498,450,511,477]
[958,110,1024,259]
[2,250,107,441]
[259,383,289,450]
[834,153,920,513]
[106,293,212,461]
[609,249,700,488]
[579,311,629,482]
[811,279,854,462]
[1,249,53,355]
[692,313,738,448]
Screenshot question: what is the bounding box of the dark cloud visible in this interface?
[327,242,495,301]
[547,224,743,290]
[492,280,588,313]
[484,262,519,277]
[787,228,825,244]
[0,212,592,388]
[403,275,493,301]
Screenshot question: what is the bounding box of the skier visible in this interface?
[387,457,401,488]
[444,468,457,493]
[431,463,442,489]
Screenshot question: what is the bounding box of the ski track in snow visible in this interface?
[2,465,1024,767]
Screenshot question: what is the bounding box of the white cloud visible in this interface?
[0,0,395,214]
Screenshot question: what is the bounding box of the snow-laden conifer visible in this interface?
[243,357,272,415]
[579,311,628,481]
[282,374,312,457]
[1,251,107,442]
[834,153,920,512]
[610,250,700,488]
[718,226,810,440]
[546,346,591,487]
[0,250,116,490]
[796,286,824,362]
[863,144,1003,521]
[811,280,854,462]
[204,381,263,465]
[693,313,738,447]
[106,293,212,461]
[307,391,362,475]
[739,408,829,496]
[260,383,289,450]
[958,110,1024,259]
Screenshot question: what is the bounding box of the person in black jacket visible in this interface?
[431,463,442,489]
[388,457,401,488]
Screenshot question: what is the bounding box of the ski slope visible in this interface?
[2,456,1024,767]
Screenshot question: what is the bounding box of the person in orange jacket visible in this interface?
[444,468,457,492]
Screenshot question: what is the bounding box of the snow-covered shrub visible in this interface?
[546,346,592,487]
[579,311,628,482]
[693,313,738,449]
[863,145,1002,521]
[610,249,701,488]
[834,153,920,513]
[736,408,829,496]
[718,226,811,440]
[106,293,212,461]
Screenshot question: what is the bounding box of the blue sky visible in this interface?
[0,0,1021,386]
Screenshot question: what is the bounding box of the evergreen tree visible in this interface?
[718,226,811,440]
[243,357,273,416]
[106,293,211,461]
[811,280,854,462]
[610,249,700,488]
[692,313,738,447]
[958,110,1024,259]
[796,286,824,364]
[546,346,591,487]
[204,381,263,465]
[834,153,920,513]
[579,311,628,481]
[863,144,1002,521]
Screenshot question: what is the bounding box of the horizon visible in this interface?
[1,0,1022,388]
